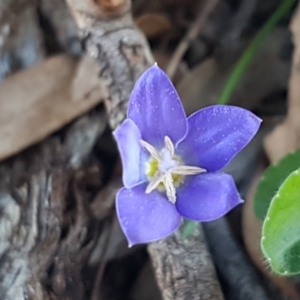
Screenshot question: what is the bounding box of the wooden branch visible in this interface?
[0,109,107,299]
[148,225,224,300]
[220,0,259,48]
[66,1,225,299]
[166,0,220,80]
[66,0,153,129]
[0,0,45,79]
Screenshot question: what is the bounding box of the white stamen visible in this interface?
[140,139,161,161]
[171,165,206,175]
[145,171,164,194]
[164,136,175,157]
[163,173,176,203]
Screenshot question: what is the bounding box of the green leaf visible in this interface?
[254,148,300,220]
[261,168,300,275]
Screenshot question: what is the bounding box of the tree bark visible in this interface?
[148,225,224,300]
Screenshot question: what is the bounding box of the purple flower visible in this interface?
[113,65,261,246]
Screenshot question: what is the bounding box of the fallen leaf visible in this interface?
[135,13,172,39]
[0,55,105,161]
[264,3,300,163]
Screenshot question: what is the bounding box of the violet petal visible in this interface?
[176,172,242,221]
[177,105,262,171]
[128,65,187,148]
[113,119,147,188]
[117,184,181,246]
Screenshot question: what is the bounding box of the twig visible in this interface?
[148,224,224,300]
[220,0,259,47]
[66,0,153,129]
[166,0,220,80]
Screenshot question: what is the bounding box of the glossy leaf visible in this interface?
[261,168,300,275]
[254,148,300,220]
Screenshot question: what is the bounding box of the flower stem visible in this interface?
[182,220,199,240]
[218,0,296,105]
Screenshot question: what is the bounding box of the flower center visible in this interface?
[158,148,178,172]
[145,152,182,191]
[140,136,206,203]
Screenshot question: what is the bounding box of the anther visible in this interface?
[164,136,175,157]
[140,139,161,161]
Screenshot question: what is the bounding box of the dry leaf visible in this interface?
[0,55,105,161]
[135,13,171,39]
[264,4,300,163]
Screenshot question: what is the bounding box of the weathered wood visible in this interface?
[148,224,224,300]
[0,110,107,300]
[66,0,153,129]
[0,0,44,79]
